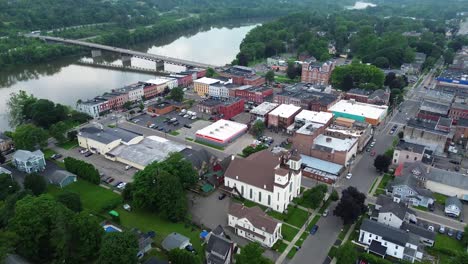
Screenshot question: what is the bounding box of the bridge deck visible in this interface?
[28,34,218,68]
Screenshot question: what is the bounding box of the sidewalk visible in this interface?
[330,223,357,264]
[368,175,382,196]
[275,212,318,264]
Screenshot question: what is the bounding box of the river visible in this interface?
[0,22,260,130]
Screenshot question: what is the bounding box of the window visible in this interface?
[277,192,280,201]
[241,186,244,195]
[259,192,262,202]
[289,183,292,192]
[250,189,253,199]
[394,159,397,163]
[396,246,398,249]
[268,195,271,206]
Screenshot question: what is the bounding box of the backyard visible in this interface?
[281,224,300,242]
[427,234,466,264]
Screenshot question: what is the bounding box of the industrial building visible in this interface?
[328,100,388,125]
[195,119,248,147]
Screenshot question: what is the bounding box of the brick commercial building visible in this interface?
[309,135,358,166]
[267,104,302,130]
[417,100,450,121]
[143,79,173,99]
[324,117,373,152]
[147,100,185,116]
[169,74,193,87]
[273,83,338,111]
[301,155,343,184]
[250,102,279,123]
[328,100,388,126]
[403,117,453,154]
[198,98,245,120]
[100,91,129,111]
[453,118,468,148]
[301,60,335,85]
[219,66,265,86]
[345,88,390,105]
[392,141,433,166]
[449,102,468,121]
[232,85,274,104]
[292,123,325,155]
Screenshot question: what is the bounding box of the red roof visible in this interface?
[394,163,404,176]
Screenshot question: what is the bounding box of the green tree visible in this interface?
[336,243,358,264]
[123,101,133,110]
[98,232,138,264]
[168,248,201,264]
[0,230,16,262]
[235,243,272,264]
[330,189,339,201]
[139,102,144,111]
[286,61,298,79]
[64,157,100,184]
[156,170,188,222]
[49,121,68,144]
[12,124,48,150]
[331,63,385,91]
[0,174,19,200]
[302,184,328,209]
[373,57,390,68]
[462,225,468,248]
[251,120,265,137]
[9,195,72,263]
[158,152,198,188]
[0,190,31,228]
[265,70,275,83]
[56,191,82,212]
[374,154,392,173]
[206,67,216,77]
[66,211,104,263]
[333,187,367,225]
[23,173,47,196]
[29,99,68,128]
[170,87,184,102]
[6,90,37,127]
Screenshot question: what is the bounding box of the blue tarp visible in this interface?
[200,230,209,239]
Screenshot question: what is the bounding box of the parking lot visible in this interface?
[130,111,198,134]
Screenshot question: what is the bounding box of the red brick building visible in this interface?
[143,83,161,99]
[233,85,274,104]
[170,74,193,87]
[219,66,265,86]
[449,103,468,121]
[198,98,245,120]
[301,61,335,85]
[99,92,129,111]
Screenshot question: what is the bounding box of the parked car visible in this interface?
[310,225,319,235]
[366,147,371,152]
[456,231,463,240]
[428,225,434,232]
[185,245,196,253]
[191,116,197,120]
[84,152,93,157]
[125,165,132,170]
[322,209,329,217]
[439,225,446,234]
[114,181,123,187]
[105,177,115,184]
[51,154,63,160]
[184,124,192,129]
[370,151,376,157]
[183,114,189,118]
[218,193,227,200]
[447,229,454,237]
[449,160,461,165]
[346,173,352,179]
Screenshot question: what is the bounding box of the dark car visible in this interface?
[185,245,196,253]
[448,229,454,237]
[51,154,63,160]
[114,181,123,187]
[449,160,461,165]
[158,127,164,131]
[310,225,319,235]
[184,124,192,129]
[456,231,463,241]
[84,152,93,157]
[107,178,115,183]
[218,193,226,200]
[165,128,172,133]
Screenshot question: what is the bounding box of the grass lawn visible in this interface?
[434,193,448,205]
[268,206,309,228]
[282,224,300,242]
[186,137,194,141]
[295,233,307,247]
[42,148,57,159]
[328,246,338,258]
[378,173,393,189]
[338,224,351,241]
[169,131,180,136]
[58,140,79,150]
[194,139,224,150]
[434,234,464,252]
[412,205,428,211]
[272,240,288,253]
[116,208,204,256]
[307,215,321,230]
[368,177,379,194]
[47,180,121,213]
[373,189,386,197]
[287,247,297,259]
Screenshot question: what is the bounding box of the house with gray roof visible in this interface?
[359,219,423,263]
[78,126,143,155]
[181,148,216,176]
[400,222,435,247]
[392,141,433,166]
[47,170,77,188]
[375,201,417,229]
[205,226,235,264]
[161,233,191,251]
[387,163,434,208]
[445,196,463,217]
[12,150,45,173]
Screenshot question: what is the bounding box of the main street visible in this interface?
[290,67,450,264]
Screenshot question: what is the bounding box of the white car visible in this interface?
[428,225,434,232]
[191,116,197,120]
[346,173,352,179]
[183,114,189,118]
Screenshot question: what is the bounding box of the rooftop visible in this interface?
[194,77,221,85]
[295,123,323,135]
[79,126,142,144]
[295,110,333,125]
[269,104,301,118]
[199,97,243,108]
[395,141,426,154]
[419,100,450,115]
[313,134,357,152]
[360,219,416,247]
[406,118,450,135]
[329,100,388,120]
[423,90,455,103]
[222,65,256,77]
[437,69,468,82]
[300,155,343,175]
[161,232,190,251]
[196,119,247,141]
[250,102,279,116]
[115,82,146,93]
[457,117,468,127]
[107,136,187,168]
[451,102,468,111]
[229,203,279,233]
[145,77,175,86]
[13,150,44,161]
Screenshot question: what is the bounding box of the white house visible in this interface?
[228,203,282,248]
[359,219,423,263]
[76,99,105,118]
[224,150,302,213]
[375,202,417,229]
[445,196,463,217]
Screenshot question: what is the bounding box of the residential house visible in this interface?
[205,226,235,264]
[228,203,282,248]
[0,132,13,153]
[374,201,417,229]
[359,219,423,263]
[392,141,434,165]
[12,150,46,173]
[224,150,302,213]
[400,222,435,247]
[387,164,434,208]
[181,148,216,177]
[47,170,77,188]
[161,233,191,251]
[132,228,154,258]
[445,196,463,217]
[0,167,12,177]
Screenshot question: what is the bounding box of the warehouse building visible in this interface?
[328,99,388,126]
[195,119,248,147]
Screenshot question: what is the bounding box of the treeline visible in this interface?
[64,157,100,185]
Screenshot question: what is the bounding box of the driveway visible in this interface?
[189,190,230,230]
[290,202,342,264]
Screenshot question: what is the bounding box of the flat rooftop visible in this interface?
[269,104,301,118]
[79,126,141,144]
[300,154,343,175]
[250,102,279,116]
[295,110,333,125]
[196,119,247,141]
[195,77,222,85]
[145,78,174,85]
[107,136,187,167]
[313,134,357,152]
[395,141,426,154]
[329,100,388,120]
[452,102,468,110]
[296,123,323,135]
[199,97,242,107]
[406,118,450,135]
[419,100,450,115]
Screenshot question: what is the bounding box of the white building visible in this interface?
[228,203,282,248]
[146,77,178,90]
[294,110,333,126]
[195,119,248,147]
[224,150,302,213]
[250,102,279,122]
[445,196,462,217]
[208,83,239,99]
[311,134,358,166]
[78,126,143,155]
[117,83,145,102]
[328,99,388,126]
[359,219,423,263]
[76,98,107,118]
